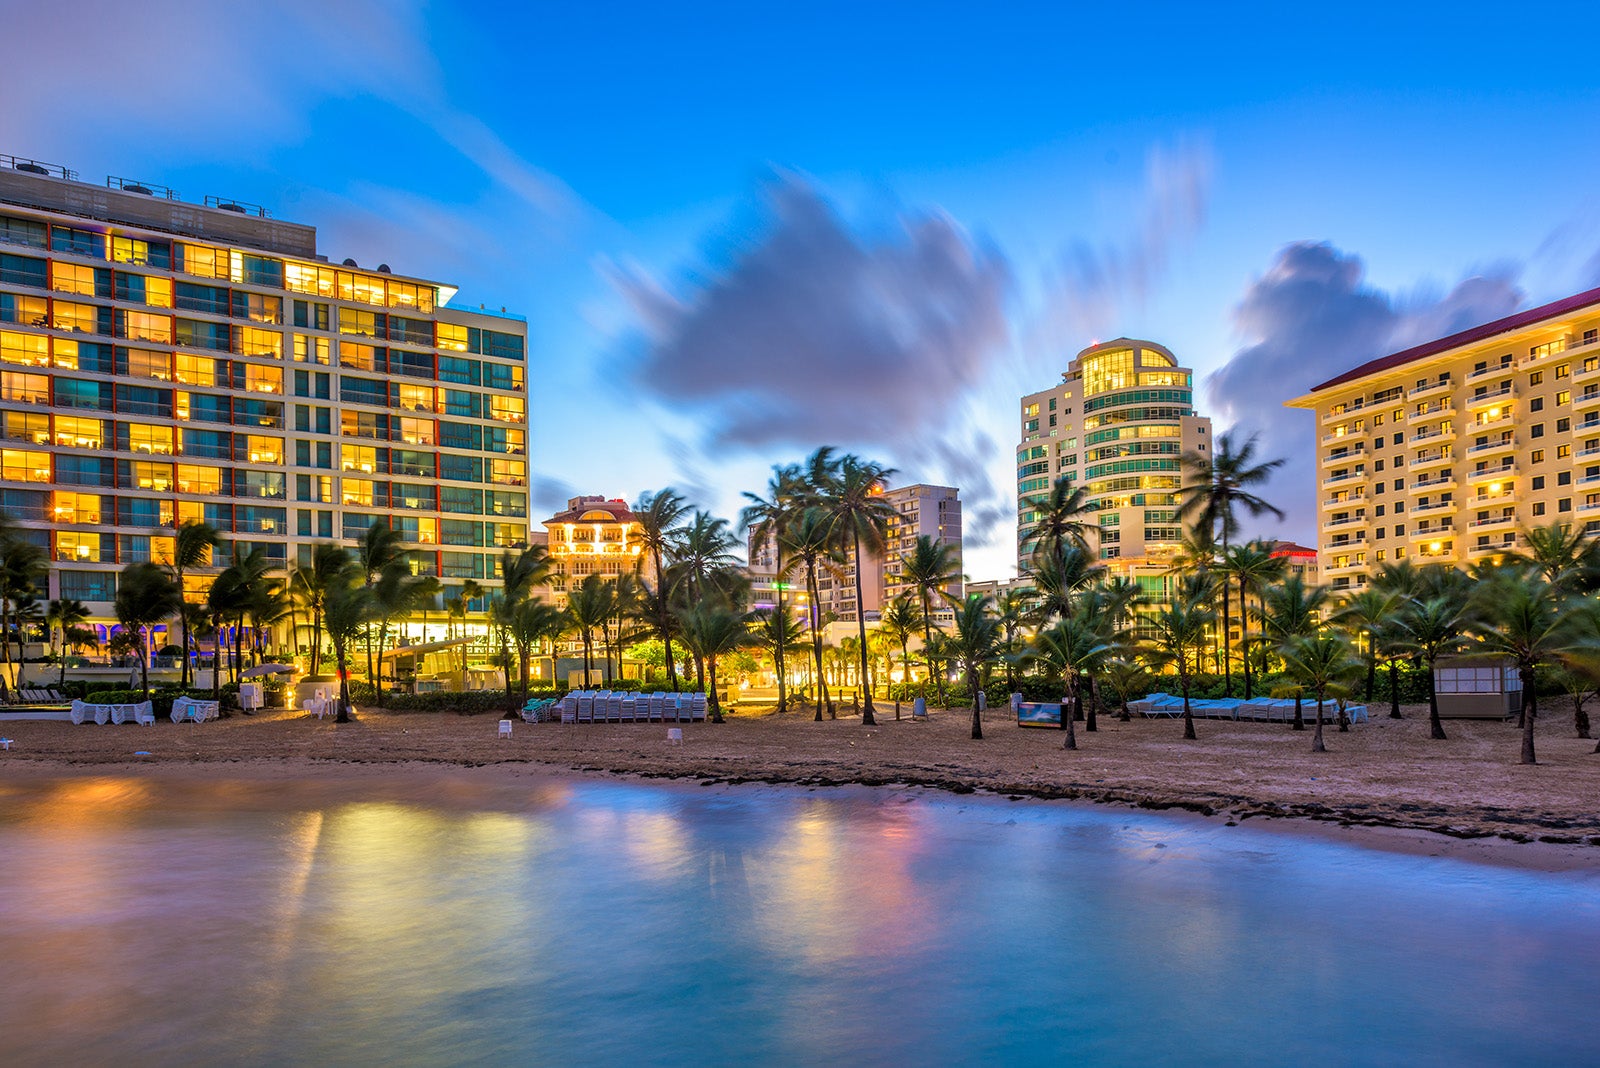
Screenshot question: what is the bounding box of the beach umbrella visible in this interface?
[241,663,296,678]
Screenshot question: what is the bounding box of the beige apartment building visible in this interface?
[538,495,643,608]
[0,156,529,650]
[1286,285,1600,591]
[1018,338,1211,599]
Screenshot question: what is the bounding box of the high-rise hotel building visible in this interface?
[1018,339,1211,591]
[0,157,529,632]
[1287,286,1600,592]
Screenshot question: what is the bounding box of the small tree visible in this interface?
[1280,633,1362,753]
[945,594,1001,740]
[323,571,374,723]
[1146,594,1215,740]
[114,563,182,700]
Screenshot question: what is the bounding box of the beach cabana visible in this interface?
[1433,656,1520,719]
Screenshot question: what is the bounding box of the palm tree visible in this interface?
[781,507,842,720]
[45,597,91,688]
[0,534,46,689]
[1029,617,1113,750]
[1027,542,1105,624]
[356,520,409,682]
[1331,587,1401,705]
[1146,592,1215,740]
[1020,475,1098,562]
[1280,633,1362,753]
[674,510,740,605]
[877,594,925,719]
[900,533,962,706]
[162,520,220,688]
[820,453,897,725]
[751,606,804,714]
[741,465,807,714]
[1510,521,1600,593]
[1221,539,1286,700]
[509,597,565,698]
[1471,572,1574,765]
[1254,574,1330,730]
[635,488,692,687]
[114,562,182,700]
[292,543,351,675]
[322,568,374,723]
[944,594,1002,739]
[1395,595,1474,741]
[565,574,614,687]
[1179,432,1286,696]
[677,602,752,723]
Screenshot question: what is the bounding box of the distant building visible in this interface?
[540,495,642,607]
[1018,338,1212,592]
[1285,286,1600,591]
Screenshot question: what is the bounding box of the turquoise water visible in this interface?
[0,774,1596,1067]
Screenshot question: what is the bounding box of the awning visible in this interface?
[380,638,473,660]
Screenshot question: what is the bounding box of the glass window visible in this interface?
[1,449,50,481]
[244,435,283,464]
[0,330,48,366]
[175,464,222,495]
[233,326,282,359]
[60,570,115,601]
[245,364,283,394]
[0,370,49,403]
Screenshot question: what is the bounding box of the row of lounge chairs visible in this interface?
[70,699,155,726]
[10,688,66,704]
[1128,693,1368,723]
[557,691,708,724]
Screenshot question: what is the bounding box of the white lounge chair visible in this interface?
[577,693,594,723]
[70,699,88,725]
[498,719,513,739]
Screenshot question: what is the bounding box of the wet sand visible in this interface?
[3,700,1597,870]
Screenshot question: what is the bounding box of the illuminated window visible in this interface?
[124,423,173,455]
[342,478,375,506]
[398,417,434,445]
[0,371,49,403]
[385,281,435,313]
[122,347,171,380]
[178,243,229,280]
[118,311,172,344]
[245,435,283,464]
[489,395,525,423]
[397,383,433,411]
[0,292,48,326]
[112,237,164,267]
[1,449,51,481]
[238,293,282,324]
[51,262,98,295]
[175,465,220,495]
[55,416,106,449]
[292,334,332,365]
[0,330,48,366]
[285,262,337,297]
[53,491,103,524]
[52,301,99,333]
[437,323,468,352]
[175,354,217,387]
[234,327,282,359]
[244,365,283,393]
[56,531,101,562]
[343,272,386,306]
[338,308,378,337]
[2,411,48,444]
[341,446,377,473]
[129,461,175,491]
[490,459,526,485]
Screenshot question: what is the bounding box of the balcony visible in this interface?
[1468,513,1517,531]
[1580,499,1600,514]
[1465,437,1516,458]
[1574,358,1600,384]
[1572,389,1600,412]
[1321,515,1366,533]
[1408,379,1454,399]
[1324,558,1367,574]
[1411,498,1459,515]
[1468,362,1514,381]
[1410,451,1453,471]
[1409,426,1454,444]
[1322,494,1365,508]
[1467,464,1516,485]
[1411,399,1454,418]
[1321,471,1369,488]
[1465,384,1514,408]
[1469,540,1517,557]
[1412,473,1456,491]
[1321,429,1366,445]
[1322,404,1367,425]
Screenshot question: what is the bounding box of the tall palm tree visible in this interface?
[1179,432,1286,696]
[1029,616,1114,750]
[357,520,409,682]
[1280,633,1363,753]
[1027,542,1105,625]
[1020,475,1098,562]
[163,520,220,688]
[635,488,692,688]
[1330,587,1400,705]
[292,543,352,676]
[821,454,897,724]
[1395,595,1474,741]
[565,574,614,687]
[1145,591,1214,740]
[114,562,182,700]
[741,464,807,714]
[781,507,842,720]
[751,606,804,714]
[322,568,373,723]
[944,594,1002,740]
[1471,572,1574,765]
[1222,539,1286,700]
[877,593,925,719]
[677,601,752,723]
[674,510,740,605]
[1253,574,1330,730]
[900,533,962,706]
[509,597,565,698]
[45,597,91,688]
[0,535,46,689]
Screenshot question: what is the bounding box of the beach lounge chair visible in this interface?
[498,719,513,738]
[667,727,683,745]
[577,693,594,724]
[608,694,624,721]
[690,694,707,722]
[70,699,88,725]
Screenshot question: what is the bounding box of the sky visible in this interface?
[5,0,1600,580]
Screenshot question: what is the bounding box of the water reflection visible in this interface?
[0,774,1596,1066]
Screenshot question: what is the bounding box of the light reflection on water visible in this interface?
[0,774,1596,1067]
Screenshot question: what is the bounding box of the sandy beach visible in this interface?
[3,700,1597,870]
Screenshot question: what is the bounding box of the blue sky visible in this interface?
[6,1,1600,579]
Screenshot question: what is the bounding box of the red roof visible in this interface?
[1311,285,1600,393]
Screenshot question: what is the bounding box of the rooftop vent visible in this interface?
[204,195,271,218]
[2,153,76,180]
[342,258,358,267]
[107,175,178,200]
[377,263,391,273]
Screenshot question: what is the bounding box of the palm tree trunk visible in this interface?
[708,658,723,724]
[1388,660,1402,718]
[1085,674,1099,732]
[139,626,150,700]
[311,606,323,676]
[1220,576,1233,698]
[969,668,983,739]
[1520,666,1537,764]
[1064,682,1079,750]
[1238,574,1251,700]
[1181,669,1196,740]
[773,558,787,714]
[178,572,190,689]
[806,560,826,721]
[852,529,876,725]
[1312,686,1327,752]
[1428,660,1448,740]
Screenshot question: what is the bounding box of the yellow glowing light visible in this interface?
[1489,483,1502,494]
[1430,541,1442,552]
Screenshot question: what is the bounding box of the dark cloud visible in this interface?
[1206,241,1523,542]
[614,174,1012,451]
[529,475,578,517]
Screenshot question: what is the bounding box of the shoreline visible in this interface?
[3,702,1598,873]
